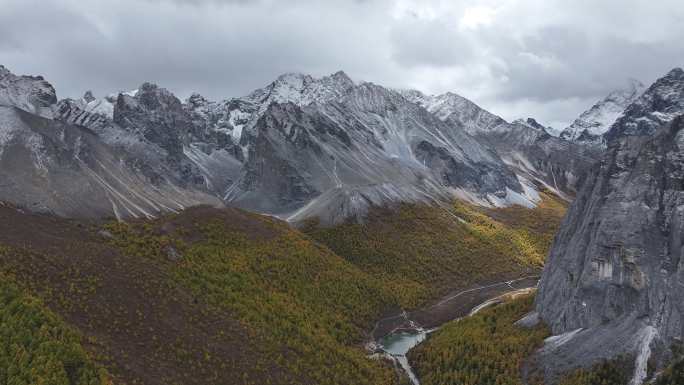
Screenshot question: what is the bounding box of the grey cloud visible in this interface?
[0,0,682,129]
[390,19,471,68]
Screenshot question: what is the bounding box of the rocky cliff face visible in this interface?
[604,68,684,143]
[534,68,684,384]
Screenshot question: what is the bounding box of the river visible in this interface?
[375,282,538,385]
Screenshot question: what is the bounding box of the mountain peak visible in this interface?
[0,64,57,118]
[666,67,684,78]
[560,77,646,145]
[330,70,352,83]
[187,93,209,108]
[273,72,311,85]
[604,67,684,142]
[513,117,546,131]
[245,70,355,110]
[83,90,96,103]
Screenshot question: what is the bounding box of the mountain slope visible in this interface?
[560,79,646,146]
[533,68,684,384]
[228,81,532,224]
[302,190,567,308]
[0,67,221,219]
[481,119,600,199]
[1,64,594,225]
[403,89,600,199]
[400,89,508,135]
[0,204,402,385]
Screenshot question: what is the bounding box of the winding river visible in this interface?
[375,280,538,385]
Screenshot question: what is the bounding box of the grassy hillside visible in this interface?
[408,294,549,385]
[654,358,684,385]
[0,190,567,385]
[0,268,108,385]
[104,207,400,385]
[0,208,289,385]
[0,205,403,385]
[303,191,567,307]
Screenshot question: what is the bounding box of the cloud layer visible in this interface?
[2,0,682,128]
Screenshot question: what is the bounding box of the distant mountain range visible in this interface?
[0,64,628,224]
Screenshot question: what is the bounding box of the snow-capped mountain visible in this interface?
[400,90,599,198]
[0,66,221,219]
[560,79,646,146]
[0,64,601,224]
[604,68,684,143]
[399,89,508,135]
[227,77,533,223]
[512,118,556,135]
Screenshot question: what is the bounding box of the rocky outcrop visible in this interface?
[534,68,684,384]
[0,65,57,119]
[605,68,684,143]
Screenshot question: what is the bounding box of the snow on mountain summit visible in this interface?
[560,78,646,146]
[244,70,355,110]
[399,89,508,135]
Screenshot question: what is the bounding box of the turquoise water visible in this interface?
[379,330,429,385]
[379,330,427,355]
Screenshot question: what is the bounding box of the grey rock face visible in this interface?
[404,89,600,199]
[227,80,530,223]
[534,68,684,384]
[481,120,600,198]
[0,66,223,220]
[0,64,597,224]
[400,89,508,136]
[0,65,57,119]
[605,68,684,143]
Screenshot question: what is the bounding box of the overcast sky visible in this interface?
[2,0,683,129]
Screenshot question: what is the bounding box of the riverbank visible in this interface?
[371,274,540,340]
[370,275,540,385]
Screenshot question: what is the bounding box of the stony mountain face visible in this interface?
[604,68,684,143]
[484,118,601,198]
[230,81,529,224]
[400,89,508,136]
[404,89,600,199]
[533,68,684,384]
[0,65,223,219]
[0,64,597,224]
[560,79,646,147]
[0,65,57,119]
